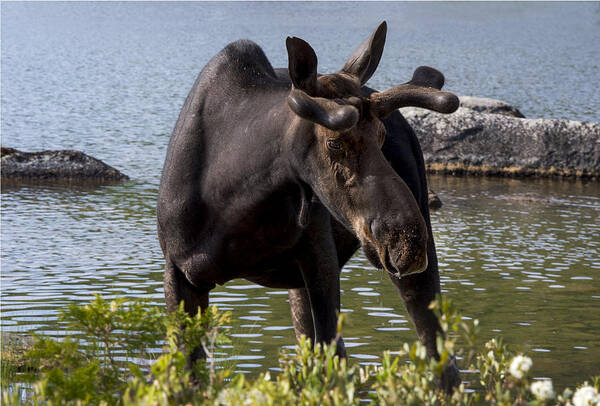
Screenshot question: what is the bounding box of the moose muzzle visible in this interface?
[369,215,429,278]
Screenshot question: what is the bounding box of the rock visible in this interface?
[400,108,600,179]
[496,193,553,205]
[428,189,443,210]
[1,147,129,181]
[459,96,525,118]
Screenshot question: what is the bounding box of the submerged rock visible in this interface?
[459,96,525,118]
[428,189,443,210]
[401,106,600,179]
[1,147,129,181]
[0,332,34,372]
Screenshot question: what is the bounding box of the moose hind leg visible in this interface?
[164,260,214,362]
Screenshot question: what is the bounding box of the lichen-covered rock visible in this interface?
[1,147,129,181]
[400,108,600,179]
[459,96,525,118]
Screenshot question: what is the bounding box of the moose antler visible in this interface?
[287,88,359,131]
[369,66,459,118]
[286,35,360,131]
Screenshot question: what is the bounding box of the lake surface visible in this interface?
[1,2,599,389]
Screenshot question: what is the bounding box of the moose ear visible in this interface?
[410,65,445,90]
[341,21,387,85]
[288,88,359,131]
[286,37,319,96]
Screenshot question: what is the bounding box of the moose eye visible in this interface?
[326,139,343,151]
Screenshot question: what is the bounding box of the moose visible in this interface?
[157,22,460,389]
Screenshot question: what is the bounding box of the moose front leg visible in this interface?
[288,287,316,343]
[388,233,460,392]
[164,260,215,365]
[296,258,347,357]
[295,210,346,357]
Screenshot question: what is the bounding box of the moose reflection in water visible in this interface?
[157,22,460,389]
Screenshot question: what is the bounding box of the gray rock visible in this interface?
[1,147,129,181]
[400,108,600,179]
[428,189,443,210]
[459,96,525,118]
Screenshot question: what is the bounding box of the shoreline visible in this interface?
[425,163,599,180]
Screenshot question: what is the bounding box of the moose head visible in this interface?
[285,21,458,278]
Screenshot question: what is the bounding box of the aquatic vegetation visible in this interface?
[2,295,598,405]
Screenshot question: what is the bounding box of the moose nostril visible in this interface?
[403,250,429,276]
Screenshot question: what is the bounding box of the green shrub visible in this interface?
[2,295,599,405]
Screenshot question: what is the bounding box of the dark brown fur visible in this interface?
[157,22,460,391]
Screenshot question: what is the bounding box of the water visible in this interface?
[1,2,599,389]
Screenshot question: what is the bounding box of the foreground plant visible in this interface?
[2,295,599,405]
[2,296,229,405]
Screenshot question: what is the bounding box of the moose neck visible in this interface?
[197,92,305,213]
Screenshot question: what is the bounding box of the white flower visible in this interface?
[531,380,555,400]
[572,385,600,406]
[509,355,532,379]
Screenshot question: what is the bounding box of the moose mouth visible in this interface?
[383,246,402,278]
[363,244,429,279]
[385,246,428,278]
[363,242,428,279]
